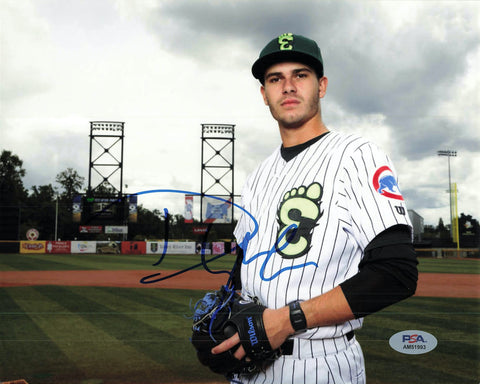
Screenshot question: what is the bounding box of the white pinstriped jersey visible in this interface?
[234,130,412,341]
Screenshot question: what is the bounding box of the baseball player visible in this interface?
[212,33,418,383]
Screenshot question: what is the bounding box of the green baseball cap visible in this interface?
[252,33,324,83]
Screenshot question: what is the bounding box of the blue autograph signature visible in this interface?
[131,189,318,284]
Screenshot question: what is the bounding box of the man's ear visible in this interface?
[260,85,269,106]
[318,76,328,99]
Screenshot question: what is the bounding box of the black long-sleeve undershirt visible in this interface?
[340,224,418,317]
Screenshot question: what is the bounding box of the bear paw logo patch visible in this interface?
[276,182,323,259]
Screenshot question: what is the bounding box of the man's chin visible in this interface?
[280,119,305,130]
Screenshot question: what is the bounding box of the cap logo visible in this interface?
[278,33,294,50]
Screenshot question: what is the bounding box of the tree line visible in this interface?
[0,150,234,242]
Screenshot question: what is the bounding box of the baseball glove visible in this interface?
[191,285,285,379]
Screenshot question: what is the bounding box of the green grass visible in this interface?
[417,256,480,274]
[0,253,237,273]
[0,286,218,384]
[1,287,478,384]
[357,297,480,383]
[0,254,479,383]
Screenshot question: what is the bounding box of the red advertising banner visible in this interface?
[193,226,208,234]
[121,241,147,254]
[79,226,103,234]
[46,241,71,254]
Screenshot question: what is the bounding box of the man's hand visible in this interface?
[211,307,294,359]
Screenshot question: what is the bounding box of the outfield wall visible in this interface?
[2,241,478,258]
[8,240,237,255]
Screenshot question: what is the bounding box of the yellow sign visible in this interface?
[20,241,46,254]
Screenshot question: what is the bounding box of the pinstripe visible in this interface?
[326,359,333,383]
[291,359,296,384]
[343,349,354,383]
[334,355,343,381]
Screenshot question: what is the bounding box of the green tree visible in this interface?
[437,217,451,240]
[421,224,437,240]
[0,150,28,204]
[30,184,56,202]
[92,181,118,197]
[129,205,164,240]
[0,150,28,240]
[458,213,480,248]
[55,168,85,202]
[55,168,85,240]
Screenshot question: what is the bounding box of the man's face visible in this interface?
[260,62,327,129]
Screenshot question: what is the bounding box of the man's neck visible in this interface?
[279,117,328,147]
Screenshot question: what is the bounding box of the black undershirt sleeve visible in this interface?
[340,224,418,318]
[232,246,243,290]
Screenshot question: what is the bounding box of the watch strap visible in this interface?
[288,300,307,333]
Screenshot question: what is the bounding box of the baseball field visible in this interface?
[0,253,479,384]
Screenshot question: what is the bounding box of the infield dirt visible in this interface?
[0,270,478,298]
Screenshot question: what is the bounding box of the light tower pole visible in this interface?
[437,149,457,240]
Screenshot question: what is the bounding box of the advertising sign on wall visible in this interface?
[20,241,46,254]
[46,241,71,254]
[26,228,39,240]
[121,241,147,254]
[212,242,225,255]
[71,241,96,254]
[193,226,208,234]
[105,226,128,234]
[146,241,196,255]
[79,226,103,234]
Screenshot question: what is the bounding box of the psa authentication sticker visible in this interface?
[389,330,438,355]
[373,166,404,200]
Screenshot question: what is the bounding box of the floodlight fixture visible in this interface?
[437,150,457,157]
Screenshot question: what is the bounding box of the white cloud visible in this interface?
[1,0,479,228]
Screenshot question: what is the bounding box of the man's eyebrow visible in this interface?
[292,67,314,75]
[265,71,282,80]
[264,66,313,80]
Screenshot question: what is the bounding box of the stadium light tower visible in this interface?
[200,124,235,224]
[437,149,457,239]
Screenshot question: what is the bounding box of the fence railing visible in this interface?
[415,248,479,258]
[0,240,479,258]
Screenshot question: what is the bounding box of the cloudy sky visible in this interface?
[1,0,479,226]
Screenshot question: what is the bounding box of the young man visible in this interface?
[212,33,418,384]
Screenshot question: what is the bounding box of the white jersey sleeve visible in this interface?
[337,140,412,250]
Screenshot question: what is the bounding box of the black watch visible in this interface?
[288,300,307,333]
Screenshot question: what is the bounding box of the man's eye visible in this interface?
[269,77,280,83]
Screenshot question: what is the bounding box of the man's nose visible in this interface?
[282,77,296,93]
